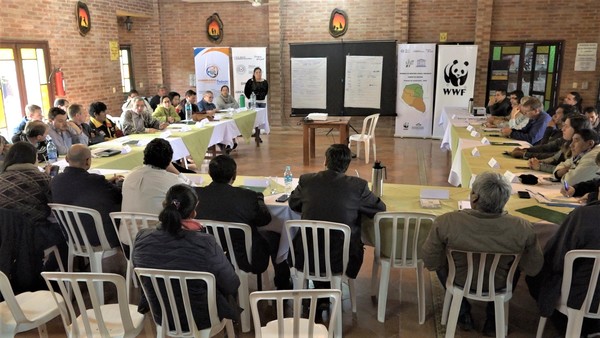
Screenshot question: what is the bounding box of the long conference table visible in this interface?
[77,108,267,171]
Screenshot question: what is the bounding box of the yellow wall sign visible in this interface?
[109,41,119,61]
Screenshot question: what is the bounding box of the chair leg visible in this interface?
[565,308,584,338]
[332,277,343,338]
[371,256,379,301]
[348,278,356,313]
[417,261,426,325]
[364,140,370,164]
[441,289,452,325]
[444,290,463,338]
[372,139,377,162]
[238,272,251,333]
[377,260,391,323]
[356,141,361,159]
[90,252,105,305]
[225,319,235,338]
[535,317,547,338]
[37,324,49,338]
[494,298,505,338]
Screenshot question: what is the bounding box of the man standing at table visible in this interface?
[288,144,386,288]
[194,155,291,290]
[501,96,551,145]
[120,97,168,135]
[422,172,543,336]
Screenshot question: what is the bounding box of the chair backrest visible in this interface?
[134,267,221,337]
[360,113,380,137]
[446,249,521,301]
[285,220,351,281]
[109,211,159,252]
[48,203,112,255]
[41,272,138,337]
[0,270,28,324]
[250,289,341,338]
[374,212,436,267]
[560,250,600,318]
[198,220,252,272]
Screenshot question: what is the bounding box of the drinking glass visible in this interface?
[268,176,279,195]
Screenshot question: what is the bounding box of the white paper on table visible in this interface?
[458,200,472,210]
[420,189,450,200]
[136,139,152,146]
[471,147,480,157]
[196,119,209,128]
[503,170,518,183]
[466,125,474,131]
[451,114,457,119]
[488,157,500,168]
[470,130,480,138]
[481,137,490,145]
[243,178,269,188]
[183,174,203,186]
[121,145,132,154]
[160,130,172,139]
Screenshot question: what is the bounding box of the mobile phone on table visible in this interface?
[543,177,561,183]
[49,165,60,177]
[517,191,531,199]
[514,166,530,170]
[275,194,290,203]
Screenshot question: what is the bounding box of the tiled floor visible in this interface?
[17,131,559,337]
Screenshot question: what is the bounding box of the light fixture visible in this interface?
[124,16,133,31]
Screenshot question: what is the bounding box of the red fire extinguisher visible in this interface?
[53,67,66,97]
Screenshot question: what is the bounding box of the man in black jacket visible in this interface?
[486,90,511,117]
[195,155,291,289]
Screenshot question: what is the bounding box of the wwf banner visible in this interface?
[431,45,478,138]
[231,47,267,102]
[395,43,436,138]
[193,47,231,103]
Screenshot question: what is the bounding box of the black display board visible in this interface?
[290,40,397,117]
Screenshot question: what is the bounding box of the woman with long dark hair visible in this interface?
[133,184,240,330]
[243,67,268,107]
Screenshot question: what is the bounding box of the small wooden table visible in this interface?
[303,116,351,165]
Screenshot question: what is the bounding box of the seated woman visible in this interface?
[133,184,240,330]
[552,129,600,186]
[0,142,66,262]
[527,114,591,174]
[152,96,181,124]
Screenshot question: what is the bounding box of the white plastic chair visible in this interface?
[41,272,145,338]
[48,203,120,305]
[371,212,435,324]
[285,220,356,338]
[109,211,159,295]
[441,249,521,338]
[536,249,600,338]
[200,219,265,333]
[348,113,380,163]
[134,268,235,338]
[250,289,341,338]
[0,271,63,338]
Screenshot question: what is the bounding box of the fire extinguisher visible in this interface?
[52,67,66,97]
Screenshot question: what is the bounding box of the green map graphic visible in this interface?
[401,83,426,112]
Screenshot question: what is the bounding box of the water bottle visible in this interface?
[185,101,192,121]
[239,94,245,109]
[467,98,474,115]
[47,139,58,163]
[371,161,386,197]
[283,165,293,195]
[250,92,256,109]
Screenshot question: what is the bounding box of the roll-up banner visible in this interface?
[231,47,267,100]
[395,43,436,138]
[431,45,478,138]
[193,47,231,103]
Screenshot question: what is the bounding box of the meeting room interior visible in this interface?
[2,0,600,337]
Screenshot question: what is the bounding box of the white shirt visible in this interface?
[121,165,191,214]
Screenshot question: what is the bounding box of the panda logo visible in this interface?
[444,60,469,87]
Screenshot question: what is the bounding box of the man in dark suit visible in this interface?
[50,144,122,248]
[289,144,386,282]
[194,155,291,289]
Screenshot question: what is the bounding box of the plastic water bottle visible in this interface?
[250,92,256,109]
[283,165,293,195]
[185,101,192,121]
[239,94,245,109]
[47,139,58,163]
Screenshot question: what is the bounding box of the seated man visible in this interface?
[215,85,239,110]
[196,90,217,119]
[561,152,600,204]
[89,101,121,141]
[67,103,104,145]
[46,107,84,155]
[501,96,551,145]
[177,89,200,121]
[526,200,600,336]
[54,98,70,112]
[13,104,42,135]
[121,138,192,214]
[121,89,152,113]
[149,85,167,111]
[50,144,122,248]
[194,155,291,289]
[289,144,386,284]
[486,90,511,117]
[16,120,48,162]
[553,128,600,186]
[422,172,543,336]
[584,106,600,133]
[121,97,167,135]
